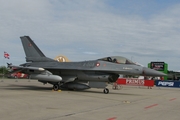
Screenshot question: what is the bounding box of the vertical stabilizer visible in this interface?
[20,36,55,62]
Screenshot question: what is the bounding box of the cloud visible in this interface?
[83,52,98,55]
[0,0,180,70]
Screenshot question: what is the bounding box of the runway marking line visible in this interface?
[107,117,117,120]
[144,104,158,109]
[169,98,176,101]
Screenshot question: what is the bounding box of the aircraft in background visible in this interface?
[8,36,166,94]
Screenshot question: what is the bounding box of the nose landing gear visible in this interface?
[103,88,109,94]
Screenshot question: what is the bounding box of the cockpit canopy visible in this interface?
[98,56,135,64]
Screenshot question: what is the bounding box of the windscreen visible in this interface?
[98,56,135,64]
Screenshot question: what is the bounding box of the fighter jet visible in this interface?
[8,36,166,94]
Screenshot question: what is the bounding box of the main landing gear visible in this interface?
[103,88,109,94]
[53,84,59,91]
[53,83,110,94]
[53,82,63,91]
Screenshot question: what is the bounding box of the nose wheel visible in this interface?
[103,88,109,94]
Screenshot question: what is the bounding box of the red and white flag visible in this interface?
[4,51,10,59]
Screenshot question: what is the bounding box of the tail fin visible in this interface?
[20,36,55,62]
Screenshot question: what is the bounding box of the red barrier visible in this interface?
[116,78,154,87]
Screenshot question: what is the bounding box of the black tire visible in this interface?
[103,88,109,94]
[53,84,59,91]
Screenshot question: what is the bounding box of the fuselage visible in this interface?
[21,60,144,83]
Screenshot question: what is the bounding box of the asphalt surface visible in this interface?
[0,79,180,120]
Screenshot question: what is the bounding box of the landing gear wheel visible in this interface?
[103,88,109,94]
[53,84,59,91]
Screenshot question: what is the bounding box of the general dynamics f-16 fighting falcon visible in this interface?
[8,36,166,94]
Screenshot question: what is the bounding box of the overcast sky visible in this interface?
[0,0,180,71]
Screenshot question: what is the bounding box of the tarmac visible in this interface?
[0,79,180,120]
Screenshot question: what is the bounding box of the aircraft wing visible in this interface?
[8,65,45,71]
[7,64,46,76]
[7,64,62,82]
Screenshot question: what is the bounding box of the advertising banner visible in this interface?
[150,62,165,71]
[116,78,154,87]
[116,78,126,85]
[155,80,180,88]
[126,78,144,86]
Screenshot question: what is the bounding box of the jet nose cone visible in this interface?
[143,67,166,76]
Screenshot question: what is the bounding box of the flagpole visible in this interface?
[3,56,4,79]
[2,51,10,82]
[1,54,4,82]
